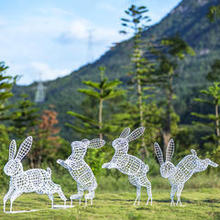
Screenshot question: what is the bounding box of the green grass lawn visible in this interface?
[0,188,220,220]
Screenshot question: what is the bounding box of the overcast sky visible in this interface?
[0,0,182,85]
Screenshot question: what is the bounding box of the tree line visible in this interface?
[0,3,219,186]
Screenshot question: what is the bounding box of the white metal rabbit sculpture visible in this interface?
[102,127,152,205]
[57,138,105,205]
[154,139,219,206]
[3,136,67,212]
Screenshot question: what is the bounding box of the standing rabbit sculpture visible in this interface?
[102,127,152,205]
[154,139,219,206]
[57,138,105,205]
[3,136,67,213]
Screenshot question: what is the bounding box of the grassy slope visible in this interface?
[1,174,220,219]
[1,190,220,219]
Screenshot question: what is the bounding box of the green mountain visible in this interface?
[12,0,220,140]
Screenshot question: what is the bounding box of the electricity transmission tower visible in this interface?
[35,74,46,103]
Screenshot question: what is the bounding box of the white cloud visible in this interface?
[30,62,70,81]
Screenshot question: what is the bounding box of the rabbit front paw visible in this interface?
[57,159,63,165]
[102,163,110,169]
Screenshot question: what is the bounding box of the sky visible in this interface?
[0,0,182,85]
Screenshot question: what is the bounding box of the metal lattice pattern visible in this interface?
[102,127,152,205]
[57,138,105,205]
[3,137,67,212]
[154,139,219,206]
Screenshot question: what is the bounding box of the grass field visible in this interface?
[1,174,220,220]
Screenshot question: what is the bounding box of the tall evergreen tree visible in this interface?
[152,36,195,148]
[11,94,39,138]
[0,62,17,186]
[192,82,220,147]
[0,62,15,121]
[66,66,124,139]
[120,4,154,156]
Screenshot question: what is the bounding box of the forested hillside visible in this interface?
[12,0,220,140]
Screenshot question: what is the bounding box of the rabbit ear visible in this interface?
[126,127,145,142]
[87,138,105,149]
[191,149,197,156]
[9,140,17,160]
[119,128,130,138]
[81,139,90,146]
[15,136,33,161]
[166,139,175,162]
[154,142,164,165]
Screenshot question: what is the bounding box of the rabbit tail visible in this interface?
[145,164,149,173]
[47,167,52,176]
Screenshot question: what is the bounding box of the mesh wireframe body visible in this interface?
[3,137,67,212]
[102,127,152,205]
[57,138,105,205]
[154,139,219,206]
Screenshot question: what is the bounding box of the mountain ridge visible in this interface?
[12,0,220,139]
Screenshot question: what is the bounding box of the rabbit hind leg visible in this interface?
[176,184,184,206]
[128,175,141,205]
[70,184,84,206]
[138,176,152,205]
[3,187,14,212]
[48,194,54,208]
[46,181,67,206]
[85,190,95,206]
[170,184,177,206]
[10,191,22,212]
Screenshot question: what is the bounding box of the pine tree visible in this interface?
[152,36,195,148]
[192,82,220,147]
[0,62,17,186]
[11,94,39,138]
[120,4,154,156]
[0,62,15,121]
[66,66,124,139]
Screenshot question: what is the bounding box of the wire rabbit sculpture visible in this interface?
[102,127,152,205]
[154,139,219,206]
[3,136,67,213]
[57,138,105,206]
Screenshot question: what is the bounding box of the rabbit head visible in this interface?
[154,139,176,178]
[4,137,33,177]
[69,138,105,159]
[112,127,145,153]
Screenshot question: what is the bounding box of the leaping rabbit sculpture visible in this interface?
[154,139,219,206]
[3,136,67,212]
[102,127,152,205]
[57,138,105,205]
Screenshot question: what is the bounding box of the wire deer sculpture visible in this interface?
[154,139,219,206]
[3,136,67,212]
[102,127,152,205]
[57,138,105,206]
